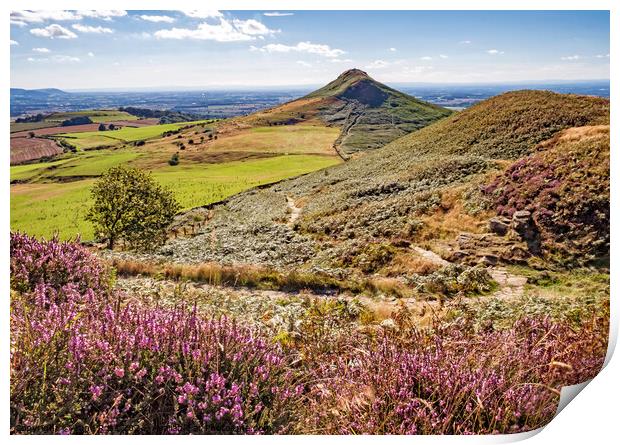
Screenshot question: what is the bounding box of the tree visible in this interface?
[168,152,180,165]
[108,123,116,130]
[86,166,180,251]
[98,123,106,131]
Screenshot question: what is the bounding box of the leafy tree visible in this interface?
[86,166,180,251]
[168,152,180,165]
[98,123,106,131]
[108,123,116,130]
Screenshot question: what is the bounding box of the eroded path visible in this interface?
[286,196,302,227]
[488,267,527,300]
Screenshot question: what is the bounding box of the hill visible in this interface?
[158,90,609,271]
[231,69,452,157]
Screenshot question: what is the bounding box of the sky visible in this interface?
[9,10,610,90]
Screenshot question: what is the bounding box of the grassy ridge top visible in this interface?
[382,90,610,160]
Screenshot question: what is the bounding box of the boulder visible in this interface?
[489,217,511,236]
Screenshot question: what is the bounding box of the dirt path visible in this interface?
[488,267,527,300]
[413,246,451,267]
[412,246,526,300]
[286,196,302,227]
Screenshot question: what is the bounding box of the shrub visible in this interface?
[10,235,301,434]
[483,126,609,261]
[169,153,180,166]
[300,315,607,434]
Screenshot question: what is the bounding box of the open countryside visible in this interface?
[9,9,610,437]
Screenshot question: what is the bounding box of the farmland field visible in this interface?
[54,120,213,149]
[10,154,340,239]
[44,110,138,123]
[207,125,340,155]
[10,137,63,165]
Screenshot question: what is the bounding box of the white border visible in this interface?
[3,1,617,443]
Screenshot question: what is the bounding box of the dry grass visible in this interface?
[416,186,492,241]
[387,252,442,276]
[110,258,416,298]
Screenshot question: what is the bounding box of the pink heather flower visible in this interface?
[178,395,187,405]
[129,362,139,372]
[90,385,103,401]
[113,367,125,378]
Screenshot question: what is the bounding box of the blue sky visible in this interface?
[10,10,610,90]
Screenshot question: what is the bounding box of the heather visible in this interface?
[483,126,610,261]
[10,234,299,434]
[300,315,607,434]
[10,234,609,434]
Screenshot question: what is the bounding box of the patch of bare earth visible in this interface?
[10,137,63,165]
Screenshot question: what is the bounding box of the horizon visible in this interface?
[10,10,610,90]
[12,76,612,93]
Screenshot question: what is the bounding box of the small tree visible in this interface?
[108,123,116,130]
[86,166,180,251]
[98,123,106,131]
[168,152,180,165]
[28,131,35,138]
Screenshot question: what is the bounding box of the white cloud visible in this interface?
[10,10,81,24]
[330,58,354,63]
[32,47,50,53]
[72,24,114,34]
[30,24,77,39]
[365,60,389,69]
[389,47,397,52]
[11,10,126,25]
[487,49,505,55]
[140,15,175,23]
[257,41,346,58]
[459,40,471,44]
[10,40,19,45]
[420,56,432,60]
[264,12,294,17]
[183,10,223,19]
[439,54,448,59]
[27,55,80,63]
[53,55,80,62]
[88,51,95,57]
[78,10,127,21]
[595,53,610,58]
[231,19,278,36]
[561,55,581,61]
[296,60,312,67]
[155,17,277,42]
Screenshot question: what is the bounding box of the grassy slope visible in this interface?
[207,90,609,261]
[45,110,138,123]
[54,120,212,149]
[206,125,340,155]
[11,154,340,240]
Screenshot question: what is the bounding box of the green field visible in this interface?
[45,110,139,123]
[10,154,340,240]
[55,120,211,149]
[208,125,339,155]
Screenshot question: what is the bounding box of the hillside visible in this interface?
[231,69,452,157]
[156,90,609,272]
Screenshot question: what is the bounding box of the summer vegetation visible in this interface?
[10,234,608,434]
[9,70,610,435]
